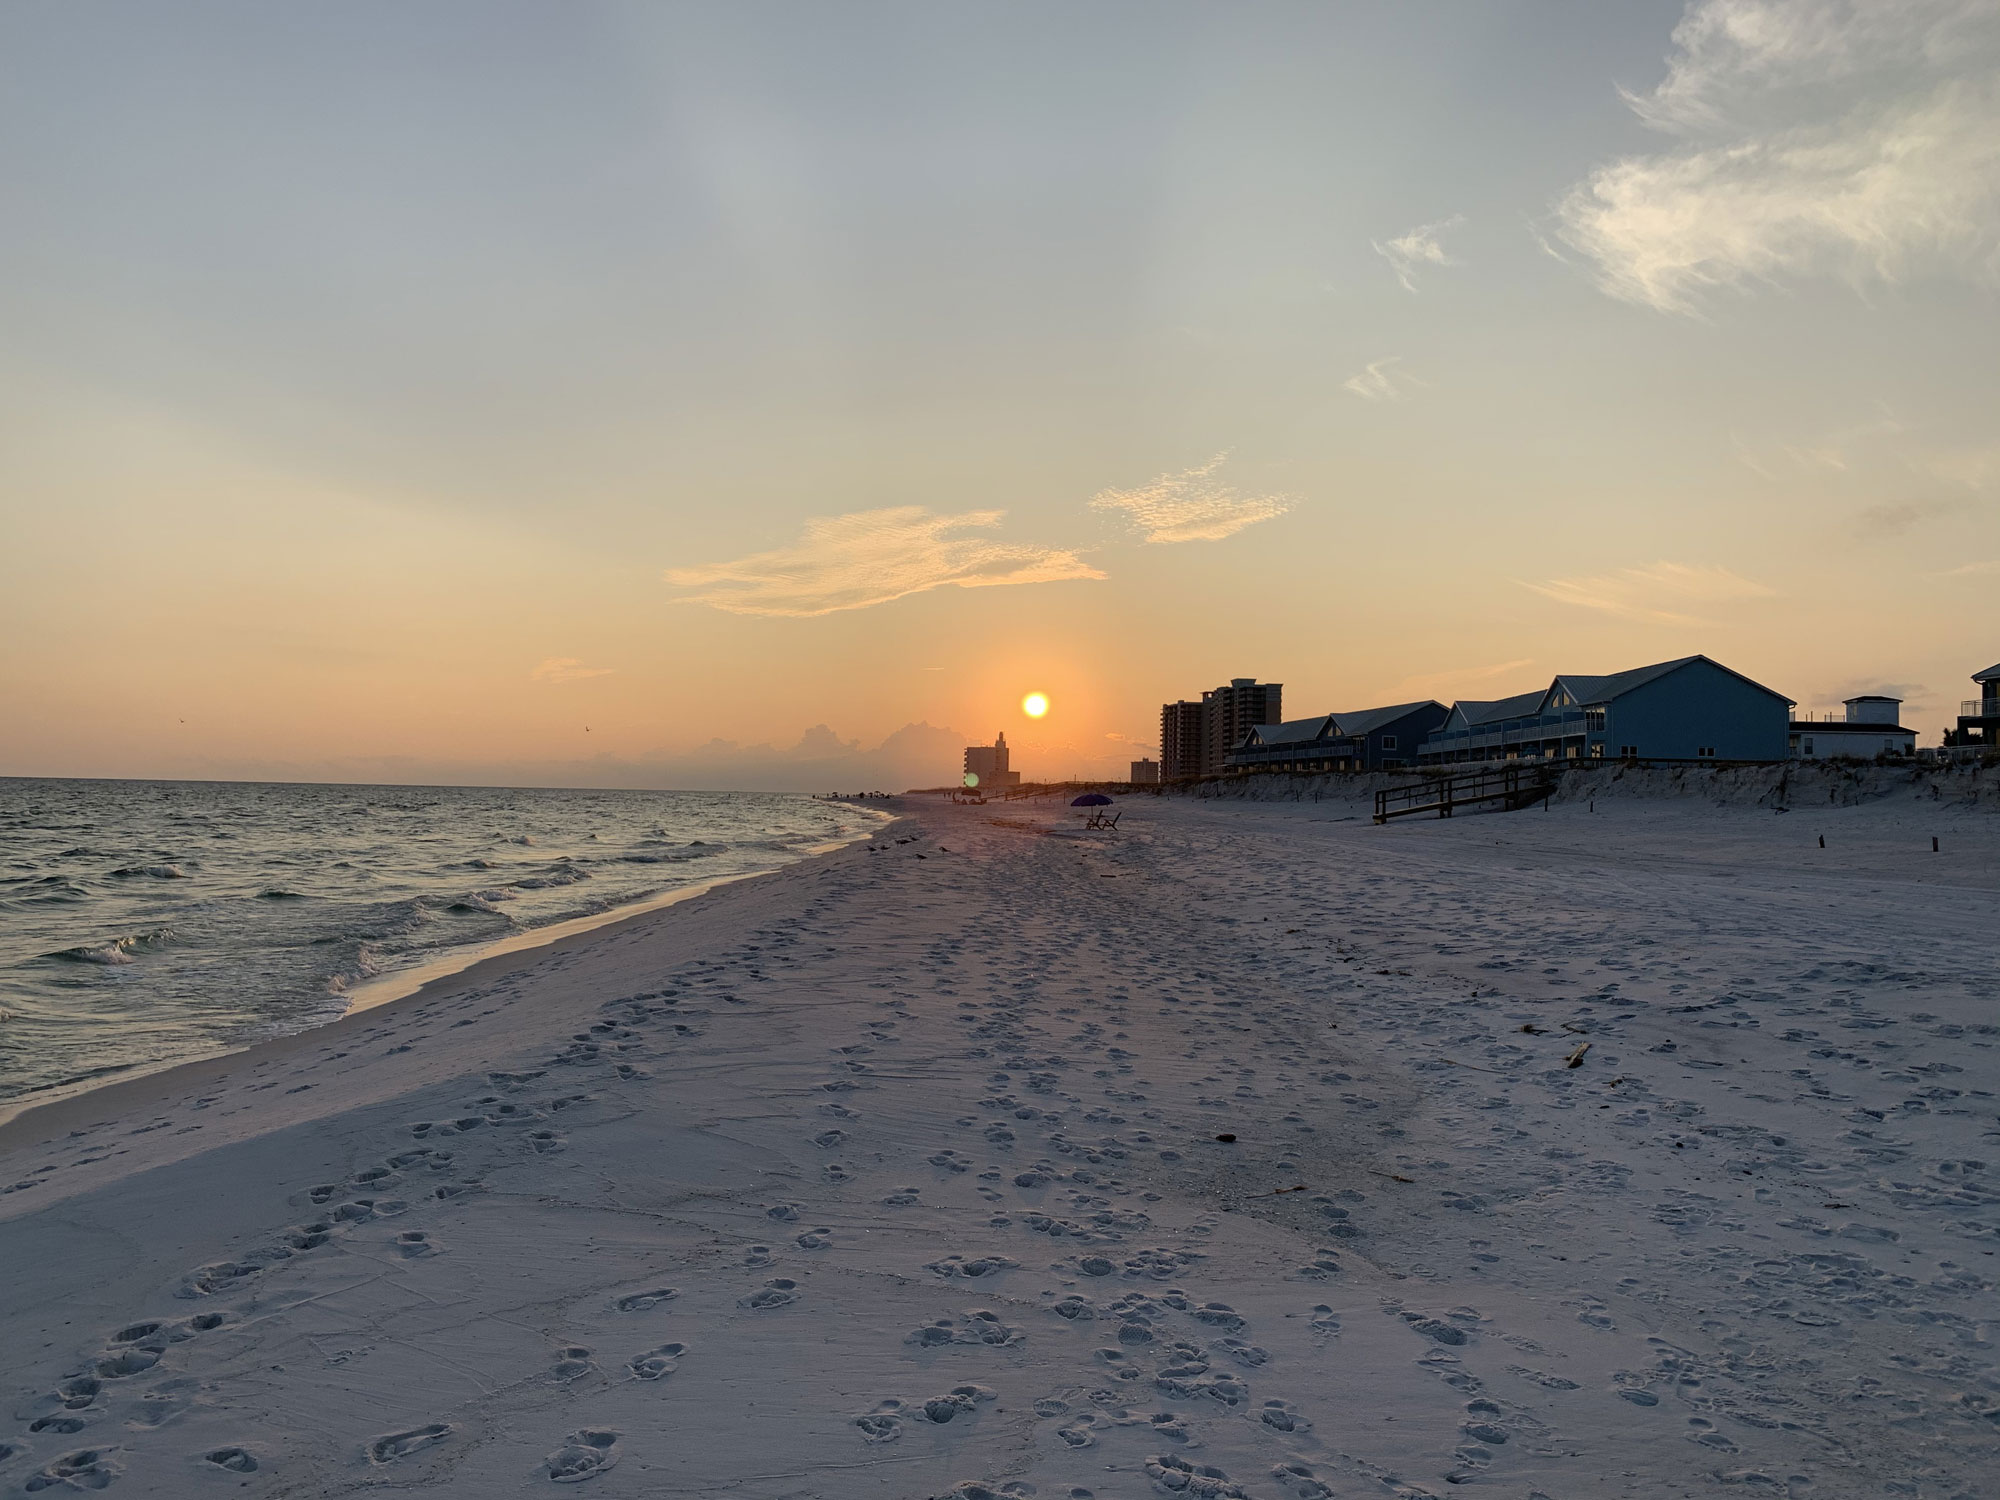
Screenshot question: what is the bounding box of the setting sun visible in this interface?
[1021,692,1049,719]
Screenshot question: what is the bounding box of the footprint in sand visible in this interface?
[1270,1463,1333,1499]
[1216,1337,1268,1367]
[853,1401,905,1443]
[1055,1418,1098,1449]
[927,1254,1017,1280]
[628,1343,686,1380]
[1145,1454,1244,1499]
[203,1448,258,1473]
[95,1347,160,1379]
[545,1429,620,1482]
[368,1424,451,1463]
[738,1278,800,1309]
[1258,1398,1311,1433]
[613,1288,677,1313]
[24,1450,121,1493]
[394,1230,437,1258]
[551,1346,594,1380]
[920,1384,997,1424]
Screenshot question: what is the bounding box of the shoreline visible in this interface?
[0,793,1992,1496]
[0,812,891,1139]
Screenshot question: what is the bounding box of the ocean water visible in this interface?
[0,779,881,1111]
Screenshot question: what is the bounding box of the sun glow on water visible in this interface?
[1021,692,1049,718]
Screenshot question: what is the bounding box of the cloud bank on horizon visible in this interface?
[1558,0,2000,313]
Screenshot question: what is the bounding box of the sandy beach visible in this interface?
[3,780,1996,1499]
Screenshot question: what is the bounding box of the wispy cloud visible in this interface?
[1373,215,1464,292]
[1519,560,1777,625]
[531,658,614,683]
[1854,496,1970,537]
[1936,558,2000,576]
[1922,444,2000,489]
[1342,357,1421,401]
[666,507,1103,617]
[1557,0,2000,313]
[1398,658,1538,698]
[1089,454,1292,544]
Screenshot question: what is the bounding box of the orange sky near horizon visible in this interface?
[2,3,1996,790]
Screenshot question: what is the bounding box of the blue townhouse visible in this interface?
[1416,656,1792,766]
[1225,700,1448,774]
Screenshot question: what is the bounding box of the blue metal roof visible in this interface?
[1328,700,1446,737]
[1445,690,1546,728]
[1545,655,1792,711]
[1242,715,1337,747]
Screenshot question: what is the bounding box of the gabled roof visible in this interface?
[1549,655,1792,710]
[1547,656,1699,710]
[1975,662,2000,683]
[1447,690,1546,728]
[1242,715,1336,748]
[1328,700,1445,738]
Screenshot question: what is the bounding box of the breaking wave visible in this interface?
[46,928,174,965]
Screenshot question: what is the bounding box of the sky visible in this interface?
[3,0,1997,790]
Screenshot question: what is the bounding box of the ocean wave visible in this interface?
[0,874,89,899]
[256,888,308,900]
[512,864,591,890]
[45,928,174,965]
[616,844,724,865]
[110,863,190,880]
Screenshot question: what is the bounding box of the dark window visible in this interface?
[1380,735,1397,750]
[1584,707,1605,731]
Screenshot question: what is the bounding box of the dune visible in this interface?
[1,790,1995,1497]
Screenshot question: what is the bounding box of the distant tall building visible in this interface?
[1129,758,1160,785]
[1205,679,1281,773]
[1159,678,1282,779]
[963,731,1021,789]
[1159,700,1207,781]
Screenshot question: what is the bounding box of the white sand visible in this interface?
[2,787,1996,1498]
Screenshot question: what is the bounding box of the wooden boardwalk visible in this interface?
[1374,765,1557,824]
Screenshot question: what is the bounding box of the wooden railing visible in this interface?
[1374,765,1557,824]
